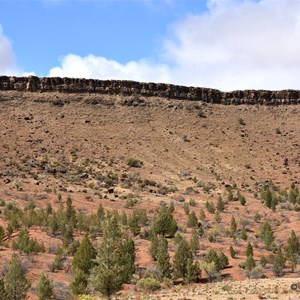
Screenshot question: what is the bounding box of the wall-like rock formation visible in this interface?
[1,76,300,105]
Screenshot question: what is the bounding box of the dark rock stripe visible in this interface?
[0,76,300,105]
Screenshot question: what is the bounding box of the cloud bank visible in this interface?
[0,25,16,75]
[49,0,300,90]
[6,0,300,90]
[49,54,171,83]
[0,25,35,76]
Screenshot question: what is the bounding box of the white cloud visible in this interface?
[49,54,171,83]
[0,24,35,77]
[0,25,16,75]
[48,0,300,90]
[162,0,300,90]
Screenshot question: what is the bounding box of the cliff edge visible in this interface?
[1,75,300,105]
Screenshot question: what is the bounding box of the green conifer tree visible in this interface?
[153,206,178,237]
[241,227,248,240]
[173,239,193,279]
[199,208,206,222]
[205,249,221,271]
[72,234,96,274]
[189,230,200,255]
[246,242,253,257]
[156,237,171,279]
[184,259,198,284]
[217,196,225,212]
[36,273,54,300]
[230,216,237,237]
[260,220,275,248]
[65,196,77,228]
[149,231,159,261]
[239,194,246,206]
[89,213,135,298]
[285,230,300,272]
[245,254,256,271]
[71,269,88,295]
[218,252,229,269]
[229,246,236,258]
[187,211,198,228]
[4,253,31,300]
[128,213,141,236]
[272,247,285,277]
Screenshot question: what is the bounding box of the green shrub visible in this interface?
[12,229,45,254]
[127,158,143,168]
[189,198,196,207]
[137,277,160,291]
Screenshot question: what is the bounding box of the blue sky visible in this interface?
[1,0,300,90]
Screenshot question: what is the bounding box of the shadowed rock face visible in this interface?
[0,76,300,105]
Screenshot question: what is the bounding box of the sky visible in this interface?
[1,0,300,90]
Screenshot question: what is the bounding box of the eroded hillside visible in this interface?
[0,85,299,299]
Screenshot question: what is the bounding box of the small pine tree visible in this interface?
[205,249,220,271]
[245,254,256,271]
[285,230,300,272]
[184,259,198,284]
[254,212,261,223]
[215,211,222,223]
[4,253,31,300]
[97,204,105,220]
[71,269,88,295]
[246,242,253,257]
[227,189,233,201]
[190,230,200,255]
[89,213,135,298]
[230,216,237,237]
[183,203,190,215]
[199,208,206,221]
[72,234,96,274]
[263,187,273,208]
[120,237,136,283]
[218,252,229,269]
[205,201,215,214]
[260,221,275,248]
[128,213,141,236]
[229,246,236,258]
[187,211,198,228]
[241,227,248,241]
[169,201,175,214]
[36,273,54,300]
[156,237,171,279]
[153,206,178,237]
[65,196,77,228]
[272,247,285,277]
[198,223,204,237]
[239,195,246,206]
[216,196,225,212]
[173,239,193,279]
[149,231,159,261]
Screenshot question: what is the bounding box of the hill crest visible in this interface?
[1,75,300,105]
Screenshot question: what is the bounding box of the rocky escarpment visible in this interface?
[1,76,300,105]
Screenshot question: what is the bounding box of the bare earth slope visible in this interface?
[0,81,299,299]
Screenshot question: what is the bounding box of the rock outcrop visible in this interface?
[1,76,300,105]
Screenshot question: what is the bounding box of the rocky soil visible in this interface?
[0,83,299,299]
